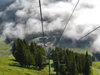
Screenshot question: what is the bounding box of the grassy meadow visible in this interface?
[0,56,56,75]
[0,38,100,75]
[0,56,100,75]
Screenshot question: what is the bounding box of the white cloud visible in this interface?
[1,0,100,52]
[0,12,3,16]
[15,10,28,19]
[91,35,100,53]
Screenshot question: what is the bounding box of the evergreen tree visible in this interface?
[35,48,43,69]
[60,59,66,74]
[92,56,95,61]
[12,38,46,69]
[86,51,88,58]
[65,55,69,71]
[16,40,24,66]
[34,45,45,69]
[54,54,60,75]
[71,56,79,75]
[78,56,83,73]
[12,42,16,56]
[83,56,92,75]
[30,41,34,54]
[52,47,93,75]
[23,49,35,67]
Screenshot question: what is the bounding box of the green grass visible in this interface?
[1,56,100,75]
[0,56,50,75]
[92,61,100,75]
[0,38,12,56]
[71,48,92,55]
[92,67,100,75]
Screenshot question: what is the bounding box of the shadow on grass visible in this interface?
[8,61,21,67]
[9,59,17,62]
[8,59,41,70]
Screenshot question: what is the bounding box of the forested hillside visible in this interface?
[11,38,93,75]
[51,47,92,75]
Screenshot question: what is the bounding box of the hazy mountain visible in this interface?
[0,0,15,5]
[0,1,14,11]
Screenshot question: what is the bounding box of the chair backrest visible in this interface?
[60,61,66,65]
[42,62,49,65]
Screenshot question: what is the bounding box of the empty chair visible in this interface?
[59,61,66,65]
[59,55,66,65]
[42,62,49,65]
[53,59,57,63]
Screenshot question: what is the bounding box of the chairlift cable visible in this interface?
[67,25,100,48]
[57,0,80,45]
[39,0,45,47]
[51,25,100,58]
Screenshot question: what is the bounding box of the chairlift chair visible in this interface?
[59,61,66,65]
[53,56,58,63]
[42,62,49,65]
[53,59,57,63]
[59,56,66,65]
[42,55,49,65]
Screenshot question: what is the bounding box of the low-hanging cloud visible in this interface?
[0,0,100,52]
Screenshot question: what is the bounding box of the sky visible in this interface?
[0,0,100,52]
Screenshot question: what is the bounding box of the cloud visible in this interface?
[91,35,100,53]
[0,12,2,16]
[1,0,100,52]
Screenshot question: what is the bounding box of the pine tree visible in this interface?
[60,59,66,74]
[34,45,45,69]
[30,41,34,54]
[71,56,79,75]
[83,56,92,75]
[12,42,16,57]
[23,49,35,67]
[12,38,46,69]
[35,49,43,69]
[54,54,60,75]
[86,51,88,58]
[65,54,71,72]
[78,56,83,73]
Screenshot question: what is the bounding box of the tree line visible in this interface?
[12,38,46,69]
[51,47,92,75]
[12,38,93,74]
[93,52,100,61]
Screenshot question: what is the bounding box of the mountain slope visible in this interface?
[0,38,12,57]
